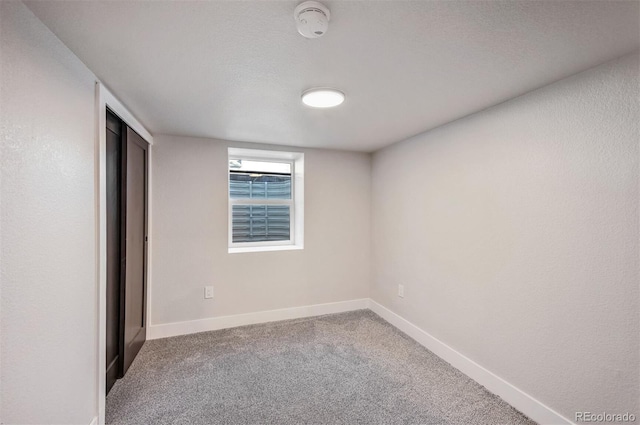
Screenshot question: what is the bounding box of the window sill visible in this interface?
[228,245,304,254]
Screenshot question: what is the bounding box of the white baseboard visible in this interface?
[89,416,98,425]
[368,300,573,425]
[148,298,369,340]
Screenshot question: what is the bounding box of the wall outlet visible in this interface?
[398,284,404,298]
[204,286,214,299]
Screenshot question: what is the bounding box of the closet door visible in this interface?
[120,127,149,375]
[105,110,122,394]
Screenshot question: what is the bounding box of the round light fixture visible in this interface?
[301,88,345,108]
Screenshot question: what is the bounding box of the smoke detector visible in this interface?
[294,1,331,39]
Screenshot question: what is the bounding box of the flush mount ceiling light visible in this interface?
[301,88,345,108]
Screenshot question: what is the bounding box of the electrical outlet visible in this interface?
[204,286,214,299]
[398,284,404,298]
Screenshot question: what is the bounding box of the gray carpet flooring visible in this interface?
[106,310,535,425]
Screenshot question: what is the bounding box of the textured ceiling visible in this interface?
[25,0,640,152]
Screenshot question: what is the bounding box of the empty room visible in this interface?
[1,0,638,424]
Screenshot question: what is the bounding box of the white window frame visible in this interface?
[228,148,304,254]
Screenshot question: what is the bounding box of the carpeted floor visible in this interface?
[106,310,535,425]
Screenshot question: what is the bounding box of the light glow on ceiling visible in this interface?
[301,88,345,108]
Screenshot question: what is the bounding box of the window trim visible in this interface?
[228,148,304,253]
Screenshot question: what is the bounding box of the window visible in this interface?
[228,148,304,253]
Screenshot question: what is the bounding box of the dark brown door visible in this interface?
[105,110,122,394]
[120,126,149,375]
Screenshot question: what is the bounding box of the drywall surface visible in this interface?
[0,1,97,423]
[23,0,640,152]
[150,136,371,325]
[371,52,639,420]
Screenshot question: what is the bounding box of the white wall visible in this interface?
[371,52,639,420]
[150,135,370,326]
[0,2,98,424]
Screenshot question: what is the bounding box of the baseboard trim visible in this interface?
[368,300,573,425]
[89,416,98,425]
[148,298,369,340]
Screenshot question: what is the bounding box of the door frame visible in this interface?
[95,82,154,425]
